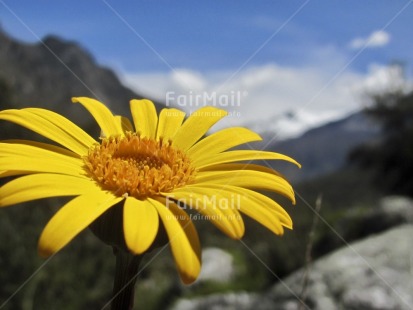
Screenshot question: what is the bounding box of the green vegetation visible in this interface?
[0,165,381,309]
[349,89,413,197]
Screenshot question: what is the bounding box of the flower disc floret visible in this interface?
[84,132,196,199]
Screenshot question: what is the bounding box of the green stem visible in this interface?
[111,248,142,310]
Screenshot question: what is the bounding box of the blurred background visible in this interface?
[1,1,413,309]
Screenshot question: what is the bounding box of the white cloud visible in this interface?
[351,64,413,105]
[121,61,408,138]
[349,30,391,49]
[170,69,206,91]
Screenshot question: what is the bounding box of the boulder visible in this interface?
[379,196,413,224]
[170,225,413,310]
[196,247,235,284]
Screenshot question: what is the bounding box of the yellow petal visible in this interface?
[193,180,293,228]
[195,184,292,231]
[194,150,301,169]
[149,198,201,284]
[2,139,79,158]
[115,115,134,133]
[38,191,123,257]
[0,170,33,178]
[200,163,285,179]
[72,97,122,137]
[187,127,262,159]
[0,143,85,176]
[0,174,97,207]
[172,107,228,151]
[130,99,158,138]
[167,187,245,239]
[0,109,93,155]
[123,197,159,255]
[25,108,96,150]
[195,170,296,204]
[156,108,186,141]
[200,164,294,212]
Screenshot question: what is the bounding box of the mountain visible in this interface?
[0,28,380,184]
[258,111,381,182]
[0,29,162,129]
[247,108,343,141]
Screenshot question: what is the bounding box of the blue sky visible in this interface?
[1,0,412,136]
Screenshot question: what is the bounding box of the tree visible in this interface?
[349,84,413,197]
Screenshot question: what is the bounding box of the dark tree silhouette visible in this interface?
[349,89,413,197]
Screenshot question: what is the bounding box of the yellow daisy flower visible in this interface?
[0,97,300,284]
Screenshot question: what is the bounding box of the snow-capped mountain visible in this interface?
[259,111,381,182]
[247,108,347,142]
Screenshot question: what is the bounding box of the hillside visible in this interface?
[0,29,163,128]
[260,112,381,182]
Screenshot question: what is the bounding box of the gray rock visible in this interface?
[379,196,413,224]
[171,292,260,310]
[170,225,413,310]
[197,247,235,283]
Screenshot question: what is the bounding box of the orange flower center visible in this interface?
[84,132,196,199]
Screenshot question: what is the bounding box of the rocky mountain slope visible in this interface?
[0,29,162,128]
